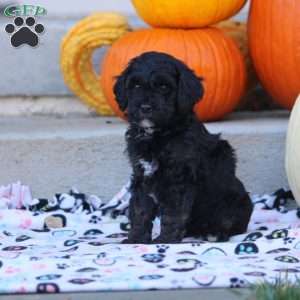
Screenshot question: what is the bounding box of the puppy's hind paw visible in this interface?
[204,234,229,242]
[205,235,218,242]
[121,238,151,244]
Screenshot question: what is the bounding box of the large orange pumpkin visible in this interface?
[131,0,247,29]
[101,28,246,122]
[216,20,258,90]
[248,0,300,109]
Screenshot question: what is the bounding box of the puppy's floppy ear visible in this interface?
[113,70,129,112]
[177,64,204,114]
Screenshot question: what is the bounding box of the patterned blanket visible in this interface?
[0,182,299,294]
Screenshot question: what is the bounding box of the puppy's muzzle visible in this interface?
[140,104,152,118]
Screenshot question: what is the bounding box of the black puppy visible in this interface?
[114,51,253,243]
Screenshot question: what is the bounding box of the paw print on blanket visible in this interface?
[156,245,169,254]
[5,17,44,47]
[142,253,165,263]
[88,215,102,224]
[229,277,247,288]
[234,242,259,255]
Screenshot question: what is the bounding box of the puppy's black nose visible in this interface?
[140,104,152,114]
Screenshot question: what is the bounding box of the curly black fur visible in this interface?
[114,51,253,243]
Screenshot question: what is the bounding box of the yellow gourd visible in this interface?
[286,95,300,205]
[60,13,130,115]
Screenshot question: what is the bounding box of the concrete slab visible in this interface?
[0,288,253,300]
[0,96,91,116]
[0,111,290,200]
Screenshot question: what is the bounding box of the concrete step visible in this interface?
[0,111,289,200]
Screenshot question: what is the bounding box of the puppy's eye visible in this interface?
[155,83,170,92]
[159,84,168,90]
[134,83,142,89]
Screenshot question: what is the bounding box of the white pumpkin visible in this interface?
[286,95,300,206]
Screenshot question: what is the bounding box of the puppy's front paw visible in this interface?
[152,236,182,244]
[121,238,135,244]
[204,233,229,242]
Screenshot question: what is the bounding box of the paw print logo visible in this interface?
[5,17,44,47]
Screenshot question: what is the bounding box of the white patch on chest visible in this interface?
[139,159,159,177]
[139,119,155,135]
[149,193,158,204]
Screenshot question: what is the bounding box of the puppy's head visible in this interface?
[113,51,204,132]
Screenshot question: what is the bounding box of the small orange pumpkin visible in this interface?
[131,0,247,29]
[101,28,246,122]
[248,0,300,109]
